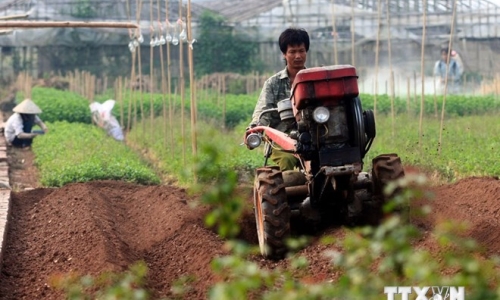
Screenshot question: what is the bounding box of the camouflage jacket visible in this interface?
[250,67,295,131]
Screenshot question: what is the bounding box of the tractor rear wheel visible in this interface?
[254,166,291,259]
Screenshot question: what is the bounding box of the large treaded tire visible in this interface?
[254,166,291,259]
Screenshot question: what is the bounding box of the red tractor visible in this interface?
[245,65,404,259]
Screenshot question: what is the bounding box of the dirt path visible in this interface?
[0,147,499,299]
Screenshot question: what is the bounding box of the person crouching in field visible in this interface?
[4,99,48,148]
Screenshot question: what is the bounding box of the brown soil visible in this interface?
[0,146,228,299]
[0,147,499,299]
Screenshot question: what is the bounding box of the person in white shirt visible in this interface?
[4,98,48,148]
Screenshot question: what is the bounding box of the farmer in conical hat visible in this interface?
[4,98,48,148]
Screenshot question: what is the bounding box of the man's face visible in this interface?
[284,44,307,70]
[441,51,449,62]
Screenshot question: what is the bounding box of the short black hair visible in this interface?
[278,27,310,54]
[440,47,449,54]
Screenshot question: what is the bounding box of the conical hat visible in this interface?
[13,99,42,114]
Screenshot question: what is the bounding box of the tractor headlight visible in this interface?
[246,133,262,149]
[313,106,330,124]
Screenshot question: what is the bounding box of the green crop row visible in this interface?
[364,114,500,181]
[18,87,92,124]
[32,121,160,187]
[358,93,500,117]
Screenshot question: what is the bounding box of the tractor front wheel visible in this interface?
[254,167,291,259]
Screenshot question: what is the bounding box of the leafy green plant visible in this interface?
[17,87,92,124]
[52,261,150,299]
[192,144,244,238]
[33,121,160,187]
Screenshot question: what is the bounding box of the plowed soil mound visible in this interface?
[0,180,227,299]
[415,176,500,255]
[0,146,499,299]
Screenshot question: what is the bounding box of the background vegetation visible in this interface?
[33,121,160,187]
[193,11,265,76]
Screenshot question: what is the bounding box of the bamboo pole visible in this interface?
[27,72,32,99]
[87,72,90,100]
[202,76,206,102]
[85,72,90,100]
[374,0,382,118]
[433,76,438,118]
[386,0,395,138]
[90,74,95,102]
[493,73,498,100]
[103,76,108,94]
[127,52,136,132]
[390,70,395,137]
[419,0,427,150]
[413,70,417,104]
[407,77,410,115]
[120,77,125,130]
[149,0,154,144]
[67,72,73,93]
[138,46,145,136]
[157,0,167,150]
[165,0,174,158]
[331,2,338,65]
[134,0,144,134]
[255,72,260,93]
[187,0,197,182]
[463,72,468,94]
[114,77,119,107]
[96,77,101,96]
[217,74,221,106]
[0,21,138,28]
[179,0,186,166]
[222,75,226,130]
[438,0,458,156]
[350,0,355,66]
[245,73,250,94]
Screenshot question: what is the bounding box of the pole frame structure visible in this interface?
[0,20,139,29]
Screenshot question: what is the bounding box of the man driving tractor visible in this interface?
[248,27,310,171]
